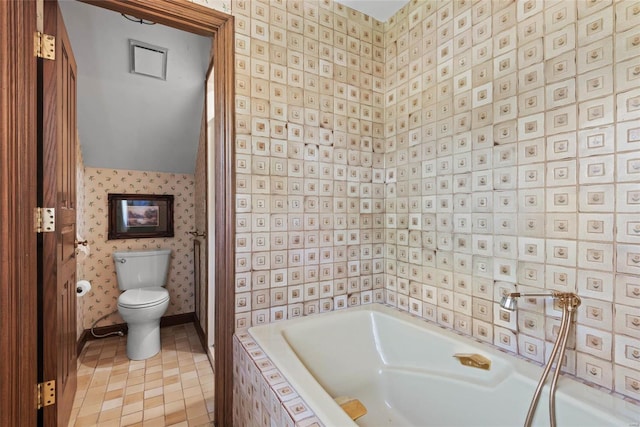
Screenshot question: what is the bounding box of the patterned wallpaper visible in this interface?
[80,167,195,329]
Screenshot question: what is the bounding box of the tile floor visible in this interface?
[69,323,215,427]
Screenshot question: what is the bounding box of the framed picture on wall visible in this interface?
[108,193,174,239]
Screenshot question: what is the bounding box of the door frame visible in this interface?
[0,1,39,426]
[79,2,237,424]
[0,0,235,425]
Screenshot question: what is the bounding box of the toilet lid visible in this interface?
[118,287,169,309]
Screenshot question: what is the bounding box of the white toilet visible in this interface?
[113,249,171,360]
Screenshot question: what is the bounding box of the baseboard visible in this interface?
[160,312,195,327]
[193,315,207,352]
[77,312,196,356]
[77,329,89,357]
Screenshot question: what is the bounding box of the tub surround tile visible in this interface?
[379,0,640,404]
[231,0,387,334]
[234,335,307,427]
[216,0,640,408]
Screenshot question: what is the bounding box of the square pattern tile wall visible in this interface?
[233,333,324,427]
[229,0,640,404]
[232,0,387,330]
[383,0,640,401]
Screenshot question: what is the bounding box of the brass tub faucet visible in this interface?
[453,353,491,370]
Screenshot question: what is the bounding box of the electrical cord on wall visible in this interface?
[90,310,125,338]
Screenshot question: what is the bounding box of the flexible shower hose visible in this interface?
[524,300,576,427]
[547,303,576,427]
[90,310,125,338]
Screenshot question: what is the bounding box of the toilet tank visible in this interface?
[113,249,172,290]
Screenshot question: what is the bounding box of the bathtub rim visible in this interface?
[246,303,640,426]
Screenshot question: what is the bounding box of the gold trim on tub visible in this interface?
[453,353,491,370]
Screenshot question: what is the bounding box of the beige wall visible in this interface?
[80,167,195,329]
[190,0,640,401]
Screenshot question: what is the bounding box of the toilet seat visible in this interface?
[118,287,169,309]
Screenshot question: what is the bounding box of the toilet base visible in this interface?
[126,321,161,360]
[118,297,169,361]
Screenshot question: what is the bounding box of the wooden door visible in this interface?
[0,1,39,426]
[1,1,235,425]
[40,1,78,425]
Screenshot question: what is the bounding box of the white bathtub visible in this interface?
[248,304,640,426]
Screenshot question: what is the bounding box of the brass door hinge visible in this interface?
[36,380,55,409]
[35,207,55,233]
[34,32,55,60]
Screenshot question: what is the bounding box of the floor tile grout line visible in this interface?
[70,324,214,427]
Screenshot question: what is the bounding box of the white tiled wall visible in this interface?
[228,0,640,402]
[233,333,323,427]
[232,0,387,329]
[383,0,640,401]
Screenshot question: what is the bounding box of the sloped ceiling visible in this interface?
[336,0,409,22]
[59,0,211,174]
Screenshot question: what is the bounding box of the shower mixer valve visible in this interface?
[499,291,581,427]
[500,291,580,313]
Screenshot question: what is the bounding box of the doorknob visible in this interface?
[189,230,206,238]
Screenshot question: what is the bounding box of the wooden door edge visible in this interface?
[0,1,39,425]
[213,17,236,426]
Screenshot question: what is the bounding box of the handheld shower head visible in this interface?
[499,291,568,312]
[500,294,519,311]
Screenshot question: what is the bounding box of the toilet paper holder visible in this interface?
[76,280,91,296]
